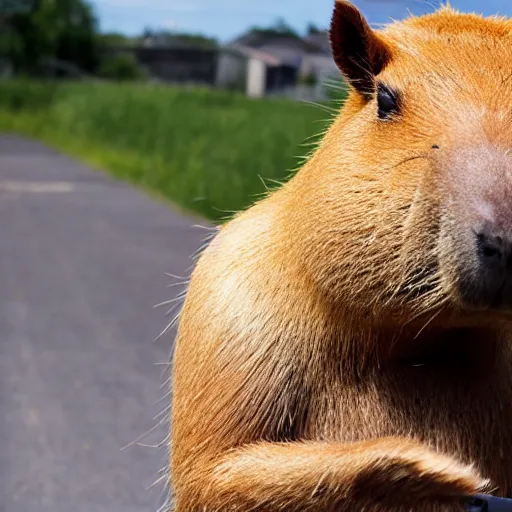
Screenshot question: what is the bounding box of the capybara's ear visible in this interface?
[330,0,392,98]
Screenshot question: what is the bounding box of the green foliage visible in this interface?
[0,81,342,220]
[0,0,32,16]
[98,54,146,81]
[138,29,218,49]
[0,0,99,75]
[249,17,301,40]
[0,78,57,109]
[167,33,218,49]
[98,32,134,48]
[306,22,322,35]
[299,72,318,86]
[323,78,349,102]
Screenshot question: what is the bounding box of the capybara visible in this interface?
[170,2,512,510]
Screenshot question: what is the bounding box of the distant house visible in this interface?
[216,30,339,99]
[216,44,298,98]
[105,28,341,100]
[301,31,338,83]
[133,46,218,84]
[108,44,218,85]
[106,30,220,85]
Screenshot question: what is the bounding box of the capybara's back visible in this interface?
[170,2,512,511]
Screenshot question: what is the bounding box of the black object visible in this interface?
[377,82,400,120]
[465,495,512,511]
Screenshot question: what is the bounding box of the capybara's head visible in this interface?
[289,1,512,326]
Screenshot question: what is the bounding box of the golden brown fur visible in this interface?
[170,2,512,510]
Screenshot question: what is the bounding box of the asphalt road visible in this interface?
[0,135,210,511]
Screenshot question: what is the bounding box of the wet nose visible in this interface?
[464,229,512,309]
[476,230,512,272]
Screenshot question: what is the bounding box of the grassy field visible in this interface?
[0,81,341,221]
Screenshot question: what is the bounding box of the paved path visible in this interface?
[0,135,209,511]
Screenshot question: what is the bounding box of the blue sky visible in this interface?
[90,0,512,41]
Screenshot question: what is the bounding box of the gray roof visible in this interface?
[224,29,333,69]
[256,44,305,67]
[223,44,282,66]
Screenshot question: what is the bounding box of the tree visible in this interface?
[249,17,300,40]
[306,22,322,35]
[136,28,217,49]
[52,0,99,73]
[273,17,299,37]
[166,32,218,49]
[98,53,145,81]
[0,0,99,75]
[0,0,32,19]
[98,33,133,48]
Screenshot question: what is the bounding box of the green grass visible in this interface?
[0,80,341,221]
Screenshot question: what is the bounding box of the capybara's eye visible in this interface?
[377,83,400,120]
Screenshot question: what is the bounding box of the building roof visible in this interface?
[225,28,332,69]
[224,44,282,66]
[256,44,304,68]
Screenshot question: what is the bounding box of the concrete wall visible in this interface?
[246,58,266,98]
[300,54,339,84]
[215,52,247,91]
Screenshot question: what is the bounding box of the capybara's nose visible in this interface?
[476,230,512,271]
[469,229,512,308]
[457,229,512,310]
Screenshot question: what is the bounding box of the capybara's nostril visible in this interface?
[459,231,512,309]
[476,231,504,262]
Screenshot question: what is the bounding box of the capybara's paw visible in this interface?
[405,450,488,499]
[363,502,468,512]
[352,438,489,506]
